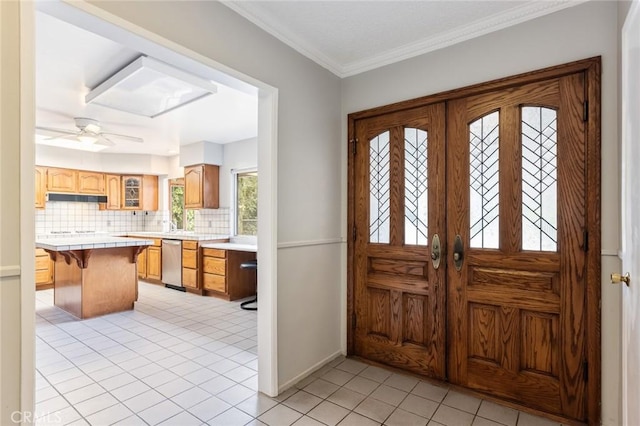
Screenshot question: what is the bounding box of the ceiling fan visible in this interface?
[35,117,144,146]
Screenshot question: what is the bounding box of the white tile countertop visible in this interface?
[122,232,230,241]
[200,242,258,252]
[35,236,154,251]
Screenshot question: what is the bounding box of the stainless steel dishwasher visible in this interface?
[162,239,184,291]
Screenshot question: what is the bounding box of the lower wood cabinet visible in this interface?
[35,249,54,290]
[182,240,199,289]
[202,248,256,301]
[129,237,162,282]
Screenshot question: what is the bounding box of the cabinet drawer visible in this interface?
[35,269,51,284]
[203,257,226,275]
[203,273,226,293]
[182,249,197,269]
[35,255,50,271]
[152,238,162,247]
[182,268,197,288]
[182,240,198,250]
[202,248,226,258]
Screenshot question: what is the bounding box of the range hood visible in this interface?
[46,193,108,203]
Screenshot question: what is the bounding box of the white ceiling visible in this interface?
[35,12,258,156]
[224,0,586,77]
[36,1,585,156]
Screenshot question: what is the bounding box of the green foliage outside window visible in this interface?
[237,172,258,236]
[170,184,194,231]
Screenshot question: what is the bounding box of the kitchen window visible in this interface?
[169,178,194,231]
[233,169,258,236]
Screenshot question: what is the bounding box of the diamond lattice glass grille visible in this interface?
[370,131,391,244]
[404,128,428,246]
[521,106,558,251]
[469,112,500,249]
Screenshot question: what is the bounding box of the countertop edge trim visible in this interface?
[278,238,345,249]
[0,265,21,278]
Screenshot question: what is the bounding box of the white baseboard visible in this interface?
[278,350,345,393]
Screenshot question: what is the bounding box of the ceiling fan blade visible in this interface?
[45,134,79,141]
[35,126,77,136]
[95,135,116,147]
[101,132,144,143]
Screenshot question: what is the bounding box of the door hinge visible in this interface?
[352,312,357,330]
[352,225,357,242]
[583,361,589,382]
[583,230,589,252]
[583,100,589,122]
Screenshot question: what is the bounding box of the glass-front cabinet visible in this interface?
[122,176,141,209]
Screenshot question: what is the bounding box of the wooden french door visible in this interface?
[447,75,587,420]
[349,59,600,423]
[352,104,447,379]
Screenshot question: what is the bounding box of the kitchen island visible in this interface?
[36,236,153,319]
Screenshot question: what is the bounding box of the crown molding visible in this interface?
[223,0,588,79]
[221,1,344,76]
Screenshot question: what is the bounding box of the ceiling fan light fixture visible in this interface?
[77,134,98,144]
[85,56,218,118]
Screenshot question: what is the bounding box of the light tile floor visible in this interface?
[35,282,565,426]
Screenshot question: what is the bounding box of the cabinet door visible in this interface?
[184,164,219,209]
[47,167,77,192]
[146,247,162,280]
[35,249,54,289]
[78,171,105,194]
[103,175,121,210]
[184,166,204,208]
[122,176,141,209]
[141,175,158,211]
[137,248,147,278]
[35,166,47,208]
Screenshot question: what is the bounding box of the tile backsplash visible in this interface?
[35,202,230,235]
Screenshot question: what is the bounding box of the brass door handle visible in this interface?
[611,273,631,286]
[431,234,441,269]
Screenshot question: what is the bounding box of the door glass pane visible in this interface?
[469,112,500,249]
[522,106,558,251]
[404,128,428,246]
[370,131,390,243]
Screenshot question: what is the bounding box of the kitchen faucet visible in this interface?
[169,220,178,232]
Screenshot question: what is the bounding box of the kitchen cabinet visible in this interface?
[101,174,121,210]
[35,249,54,290]
[121,175,158,211]
[146,245,162,281]
[201,248,256,301]
[182,240,199,289]
[35,166,47,208]
[77,171,105,195]
[47,167,77,193]
[184,164,219,209]
[129,237,162,282]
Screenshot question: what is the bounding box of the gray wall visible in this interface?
[342,2,621,424]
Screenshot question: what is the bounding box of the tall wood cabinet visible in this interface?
[184,164,219,209]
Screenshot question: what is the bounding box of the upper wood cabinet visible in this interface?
[46,167,77,193]
[121,175,158,211]
[101,174,121,210]
[35,166,47,209]
[184,164,219,209]
[77,171,105,195]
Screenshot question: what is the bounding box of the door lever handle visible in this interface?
[611,272,630,286]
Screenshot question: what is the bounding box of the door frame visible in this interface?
[347,57,601,424]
